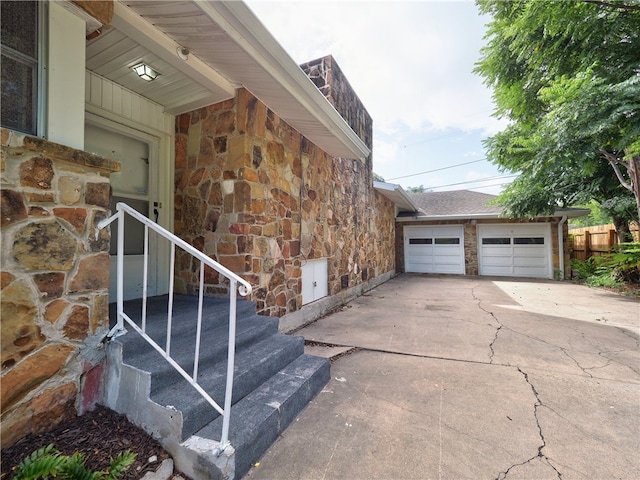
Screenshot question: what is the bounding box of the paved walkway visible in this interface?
[246,275,640,480]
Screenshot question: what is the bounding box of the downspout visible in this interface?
[557,215,568,280]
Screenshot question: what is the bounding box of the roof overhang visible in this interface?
[87,1,370,160]
[373,182,418,213]
[396,208,591,222]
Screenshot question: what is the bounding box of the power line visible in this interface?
[424,174,518,190]
[386,158,488,181]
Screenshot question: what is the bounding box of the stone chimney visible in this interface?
[300,55,373,156]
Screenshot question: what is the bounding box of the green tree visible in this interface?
[406,185,426,193]
[475,0,640,236]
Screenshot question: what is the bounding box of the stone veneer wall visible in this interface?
[396,218,566,277]
[0,128,119,447]
[174,88,395,316]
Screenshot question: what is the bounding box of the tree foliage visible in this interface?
[475,0,640,225]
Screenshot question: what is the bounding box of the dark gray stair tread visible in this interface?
[110,295,257,337]
[195,354,330,478]
[150,334,306,438]
[119,314,279,374]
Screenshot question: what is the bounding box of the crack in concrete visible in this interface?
[559,348,594,378]
[495,368,562,480]
[471,285,504,364]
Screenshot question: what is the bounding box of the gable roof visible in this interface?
[410,190,501,216]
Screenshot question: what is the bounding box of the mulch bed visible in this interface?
[1,405,178,480]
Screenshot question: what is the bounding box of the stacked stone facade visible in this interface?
[174,84,395,317]
[0,128,118,447]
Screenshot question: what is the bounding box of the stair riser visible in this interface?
[198,355,331,478]
[152,336,305,438]
[122,316,279,377]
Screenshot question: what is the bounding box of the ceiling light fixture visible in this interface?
[132,63,160,81]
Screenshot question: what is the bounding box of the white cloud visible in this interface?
[247,1,500,135]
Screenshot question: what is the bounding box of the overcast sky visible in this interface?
[245,0,512,194]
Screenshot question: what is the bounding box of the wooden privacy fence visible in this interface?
[569,224,640,261]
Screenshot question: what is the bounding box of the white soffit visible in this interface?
[373,182,418,212]
[88,1,369,160]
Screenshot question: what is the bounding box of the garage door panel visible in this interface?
[405,226,464,274]
[483,255,514,266]
[482,265,514,276]
[479,224,551,279]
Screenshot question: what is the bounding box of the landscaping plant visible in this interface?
[12,444,136,480]
[572,242,640,291]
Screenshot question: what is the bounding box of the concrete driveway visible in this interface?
[247,274,640,480]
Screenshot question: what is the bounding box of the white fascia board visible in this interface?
[374,181,418,212]
[397,213,503,222]
[195,1,370,161]
[398,209,591,222]
[112,2,236,99]
[554,208,591,218]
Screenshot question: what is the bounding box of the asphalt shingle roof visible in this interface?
[408,190,503,216]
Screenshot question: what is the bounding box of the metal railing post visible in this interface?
[220,279,238,448]
[116,208,125,333]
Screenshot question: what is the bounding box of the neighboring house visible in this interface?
[389,188,589,279]
[1,0,400,471]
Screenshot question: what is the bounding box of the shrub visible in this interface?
[573,242,640,288]
[13,444,136,480]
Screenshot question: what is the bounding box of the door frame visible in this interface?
[85,111,173,298]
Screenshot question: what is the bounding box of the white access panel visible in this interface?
[302,258,328,305]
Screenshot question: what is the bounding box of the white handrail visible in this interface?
[98,202,252,453]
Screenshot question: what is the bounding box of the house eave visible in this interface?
[397,208,590,222]
[201,1,370,160]
[107,1,369,161]
[373,181,418,212]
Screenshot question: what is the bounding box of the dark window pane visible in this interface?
[1,53,36,134]
[1,1,37,57]
[514,237,544,245]
[109,197,150,255]
[409,238,432,245]
[482,237,511,245]
[435,237,460,245]
[1,1,38,135]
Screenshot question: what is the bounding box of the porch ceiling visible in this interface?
[85,0,370,160]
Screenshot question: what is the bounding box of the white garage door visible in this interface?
[478,224,552,278]
[405,226,465,274]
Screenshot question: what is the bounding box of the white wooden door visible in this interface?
[85,123,159,300]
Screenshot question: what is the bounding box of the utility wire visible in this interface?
[386,158,488,181]
[424,174,517,190]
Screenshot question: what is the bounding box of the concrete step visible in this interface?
[109,296,330,479]
[120,314,279,378]
[150,333,306,439]
[110,295,257,338]
[195,354,331,478]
